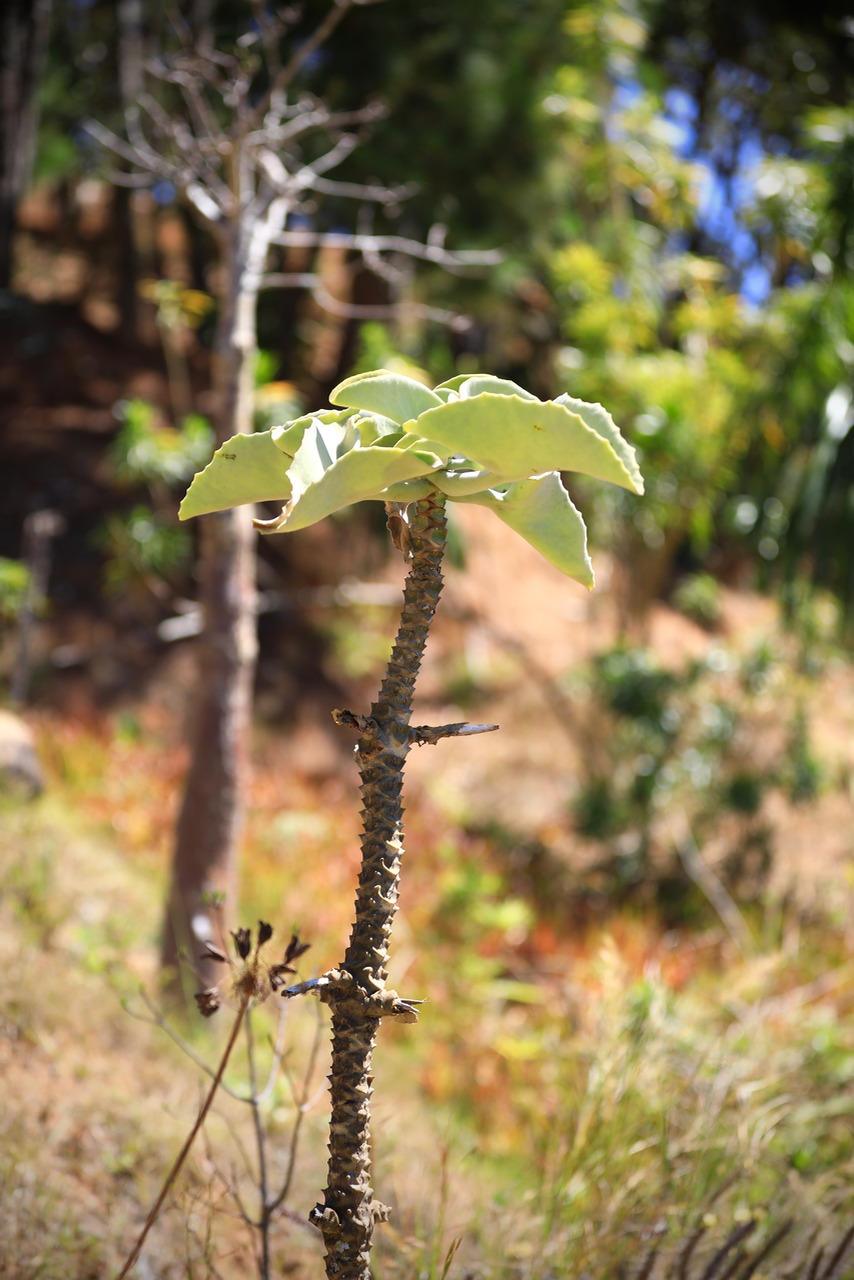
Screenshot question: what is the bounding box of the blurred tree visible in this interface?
[89,1,403,975]
[90,1,500,980]
[765,113,854,613]
[310,0,568,244]
[0,0,53,287]
[541,1,761,625]
[644,0,854,612]
[537,0,854,625]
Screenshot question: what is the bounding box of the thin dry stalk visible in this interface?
[118,993,249,1278]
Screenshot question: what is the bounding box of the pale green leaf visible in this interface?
[330,369,443,424]
[434,374,536,399]
[271,419,309,456]
[271,409,353,457]
[254,443,443,534]
[351,411,403,444]
[285,419,362,500]
[554,393,644,494]
[179,430,293,519]
[380,478,436,501]
[432,467,501,497]
[395,434,452,460]
[410,394,640,492]
[432,374,470,393]
[454,472,594,588]
[459,375,537,400]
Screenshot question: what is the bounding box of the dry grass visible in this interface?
[0,801,329,1278]
[4,716,854,1278]
[5,567,854,1276]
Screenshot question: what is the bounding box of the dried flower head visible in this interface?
[195,988,222,1018]
[270,933,312,989]
[231,926,252,960]
[193,922,311,1015]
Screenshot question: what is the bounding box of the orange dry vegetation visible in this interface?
[5,508,854,1274]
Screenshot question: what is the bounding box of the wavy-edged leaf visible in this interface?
[254,442,444,534]
[433,374,472,393]
[455,374,537,400]
[330,369,443,424]
[454,473,594,588]
[432,467,501,497]
[396,433,452,460]
[410,393,639,492]
[554,393,643,495]
[351,411,403,444]
[179,430,293,519]
[380,477,436,502]
[271,409,352,457]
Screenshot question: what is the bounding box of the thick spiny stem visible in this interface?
[311,493,447,1278]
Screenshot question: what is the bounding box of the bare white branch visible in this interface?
[311,281,472,330]
[291,132,361,185]
[105,169,161,188]
[83,118,168,174]
[273,228,504,273]
[259,272,319,289]
[187,181,224,222]
[253,0,355,121]
[301,175,416,205]
[252,102,386,151]
[258,273,473,332]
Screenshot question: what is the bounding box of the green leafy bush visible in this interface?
[99,506,192,594]
[111,400,213,489]
[0,559,31,622]
[673,573,722,628]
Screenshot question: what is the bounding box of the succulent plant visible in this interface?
[178,368,642,1279]
[179,370,643,588]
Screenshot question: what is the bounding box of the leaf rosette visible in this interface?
[179,371,643,589]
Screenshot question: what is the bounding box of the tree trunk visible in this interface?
[162,190,289,983]
[116,0,142,336]
[162,230,260,979]
[0,0,52,289]
[310,495,447,1278]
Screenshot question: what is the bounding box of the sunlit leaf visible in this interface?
[179,430,293,519]
[435,373,537,400]
[554,393,644,494]
[380,477,437,501]
[432,467,501,497]
[254,440,444,534]
[410,394,641,492]
[351,411,404,444]
[286,418,361,497]
[395,433,452,460]
[454,472,594,588]
[330,369,444,424]
[271,410,352,457]
[432,374,476,393]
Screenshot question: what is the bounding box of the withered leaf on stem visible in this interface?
[231,926,252,959]
[258,920,274,947]
[284,933,311,966]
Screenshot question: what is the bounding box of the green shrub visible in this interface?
[0,559,31,622]
[673,572,722,628]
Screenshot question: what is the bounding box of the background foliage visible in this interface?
[4,0,854,1275]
